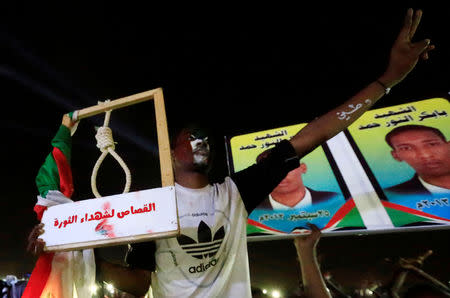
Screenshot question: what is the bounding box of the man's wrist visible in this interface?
[375,80,391,95]
[297,247,316,261]
[377,73,401,89]
[295,242,316,255]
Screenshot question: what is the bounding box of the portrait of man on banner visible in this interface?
[228,124,351,236]
[250,149,347,233]
[383,124,450,219]
[347,97,450,226]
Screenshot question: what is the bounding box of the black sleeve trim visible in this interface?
[230,140,300,214]
[125,241,156,271]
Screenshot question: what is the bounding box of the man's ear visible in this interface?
[391,150,402,162]
[299,163,307,174]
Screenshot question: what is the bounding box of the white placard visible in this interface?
[40,186,179,251]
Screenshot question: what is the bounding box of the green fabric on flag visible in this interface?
[247,224,265,235]
[335,207,365,228]
[35,125,72,197]
[385,207,431,227]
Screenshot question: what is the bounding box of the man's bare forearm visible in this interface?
[289,8,433,158]
[297,247,332,298]
[290,79,388,157]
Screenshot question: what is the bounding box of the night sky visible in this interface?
[2,3,449,296]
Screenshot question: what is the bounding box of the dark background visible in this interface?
[1,3,449,296]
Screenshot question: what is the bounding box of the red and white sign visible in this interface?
[40,186,179,251]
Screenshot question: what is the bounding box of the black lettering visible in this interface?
[416,202,423,210]
[188,258,219,274]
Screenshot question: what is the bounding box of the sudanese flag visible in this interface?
[23,124,95,298]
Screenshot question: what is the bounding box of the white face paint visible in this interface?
[190,136,210,166]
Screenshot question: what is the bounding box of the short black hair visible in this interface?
[169,122,213,149]
[385,125,446,149]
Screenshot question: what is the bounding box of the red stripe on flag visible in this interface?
[323,198,356,229]
[52,147,74,198]
[382,201,450,222]
[33,205,48,221]
[247,218,284,233]
[22,253,54,298]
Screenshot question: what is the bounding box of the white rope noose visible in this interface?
[91,101,131,198]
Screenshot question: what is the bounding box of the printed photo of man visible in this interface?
[254,150,344,211]
[383,124,450,216]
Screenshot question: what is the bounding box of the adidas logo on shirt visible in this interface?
[177,220,225,260]
[188,258,218,273]
[177,221,225,273]
[177,220,226,274]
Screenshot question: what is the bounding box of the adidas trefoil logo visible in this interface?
[177,220,225,260]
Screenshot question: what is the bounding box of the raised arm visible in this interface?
[290,8,434,157]
[294,223,331,298]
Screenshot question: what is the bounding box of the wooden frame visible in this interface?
[41,88,179,251]
[75,87,174,187]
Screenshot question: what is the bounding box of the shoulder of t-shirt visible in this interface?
[210,177,242,202]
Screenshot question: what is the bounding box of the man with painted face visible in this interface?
[120,9,433,297]
[383,125,450,215]
[174,127,212,176]
[29,9,435,297]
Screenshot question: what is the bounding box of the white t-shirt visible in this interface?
[151,177,252,297]
[268,188,312,210]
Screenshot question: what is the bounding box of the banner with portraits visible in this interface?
[226,98,450,240]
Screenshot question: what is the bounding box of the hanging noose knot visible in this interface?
[95,126,116,152]
[91,102,131,198]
